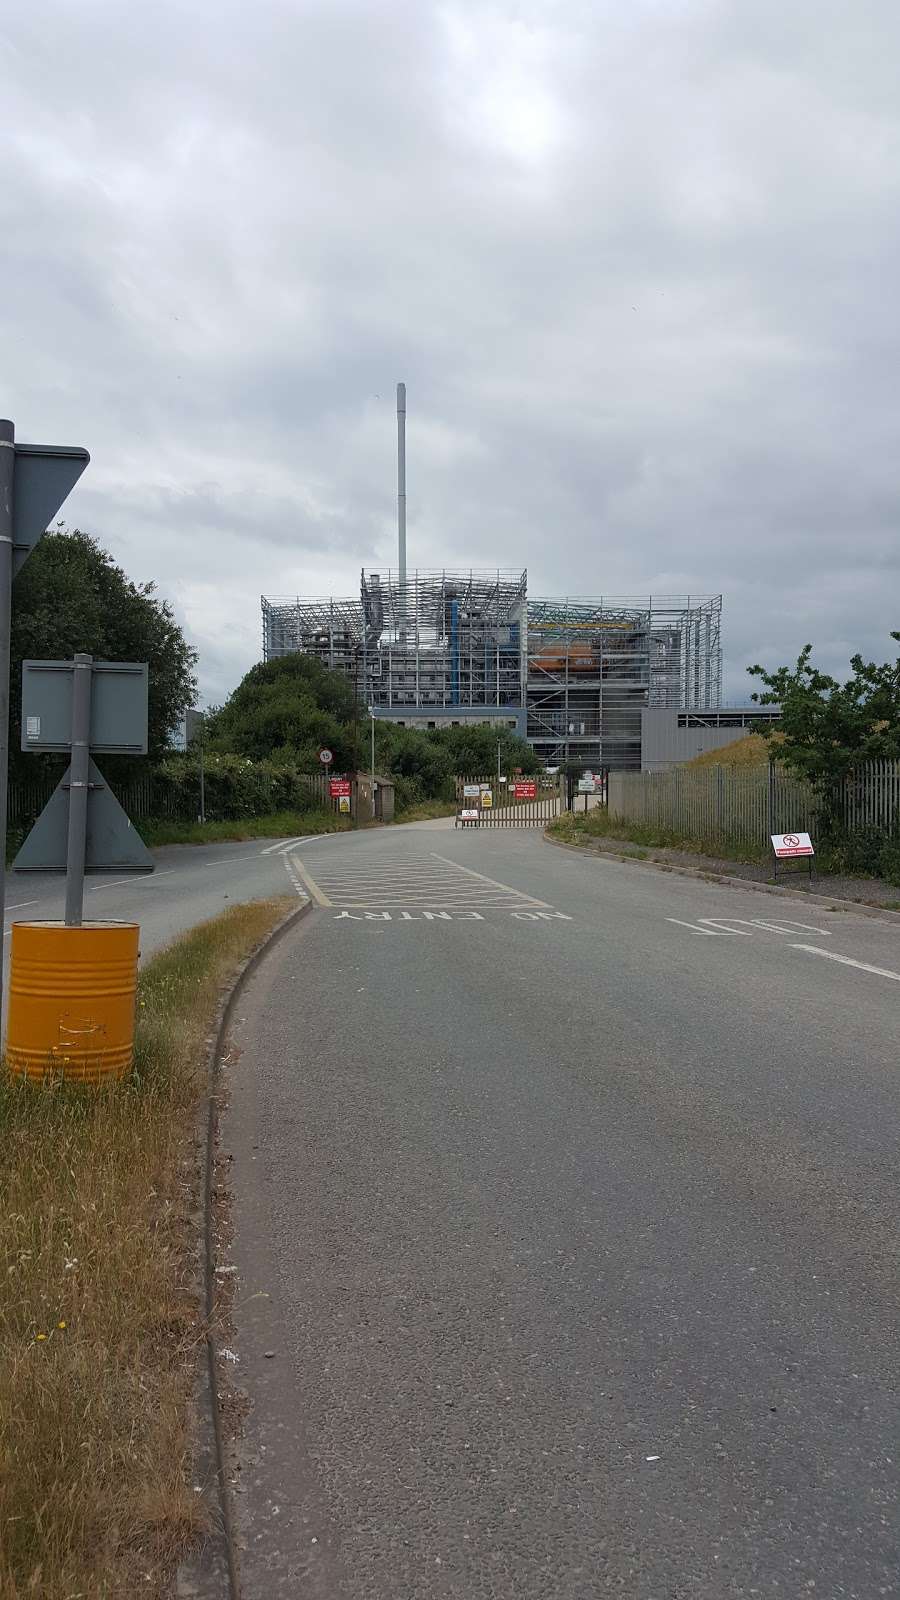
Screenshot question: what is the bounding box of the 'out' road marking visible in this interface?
[791,945,900,983]
[666,918,746,936]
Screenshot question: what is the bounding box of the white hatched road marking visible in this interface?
[791,945,900,984]
[288,848,554,912]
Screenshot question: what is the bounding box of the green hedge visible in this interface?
[139,753,326,822]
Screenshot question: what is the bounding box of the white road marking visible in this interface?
[429,852,551,908]
[5,901,38,912]
[200,852,265,866]
[288,857,332,906]
[666,918,745,936]
[791,945,900,983]
[262,834,333,855]
[667,916,831,938]
[89,869,175,891]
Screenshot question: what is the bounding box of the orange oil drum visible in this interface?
[6,921,140,1085]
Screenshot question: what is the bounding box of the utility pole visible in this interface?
[0,420,88,1017]
[0,420,15,974]
[497,736,501,787]
[197,713,206,824]
[397,382,407,647]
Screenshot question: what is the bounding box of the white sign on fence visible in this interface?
[771,831,815,859]
[463,784,480,797]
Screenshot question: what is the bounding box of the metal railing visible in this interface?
[607,761,900,849]
[8,770,334,826]
[454,775,562,827]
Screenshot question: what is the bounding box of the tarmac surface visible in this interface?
[223,821,900,1598]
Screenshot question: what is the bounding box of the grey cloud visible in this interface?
[2,0,899,703]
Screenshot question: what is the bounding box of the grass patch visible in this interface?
[685,733,781,768]
[0,896,293,1600]
[137,808,350,847]
[547,808,768,865]
[393,800,459,824]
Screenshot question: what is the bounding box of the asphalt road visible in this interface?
[0,833,320,1032]
[1,833,318,957]
[223,823,900,1599]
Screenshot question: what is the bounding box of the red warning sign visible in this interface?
[513,780,537,800]
[329,779,351,798]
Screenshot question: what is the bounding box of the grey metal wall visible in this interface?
[640,708,779,771]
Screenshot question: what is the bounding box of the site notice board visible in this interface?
[771,831,815,884]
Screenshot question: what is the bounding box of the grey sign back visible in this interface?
[21,660,149,754]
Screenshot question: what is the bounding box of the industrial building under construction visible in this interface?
[261,574,722,770]
[260,383,722,770]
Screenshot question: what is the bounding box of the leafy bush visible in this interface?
[148,753,323,821]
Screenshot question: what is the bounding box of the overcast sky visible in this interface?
[4,0,899,705]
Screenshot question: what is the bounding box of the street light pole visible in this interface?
[198,714,206,825]
[369,706,375,820]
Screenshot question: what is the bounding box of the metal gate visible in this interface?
[454,775,562,827]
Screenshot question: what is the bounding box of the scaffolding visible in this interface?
[261,580,722,769]
[524,595,722,769]
[263,570,528,713]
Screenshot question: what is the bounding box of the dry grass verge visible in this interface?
[0,897,293,1599]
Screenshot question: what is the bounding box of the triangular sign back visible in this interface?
[13,444,90,576]
[13,759,154,873]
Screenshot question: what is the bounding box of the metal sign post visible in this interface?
[0,419,90,1020]
[64,654,93,926]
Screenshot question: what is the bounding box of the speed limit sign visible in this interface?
[318,748,333,766]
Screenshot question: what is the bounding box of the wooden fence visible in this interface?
[607,760,900,850]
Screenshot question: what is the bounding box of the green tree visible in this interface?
[207,654,359,769]
[748,634,900,793]
[11,528,196,772]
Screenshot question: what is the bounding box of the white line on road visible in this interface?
[791,945,900,983]
[665,918,747,936]
[429,852,550,908]
[200,853,267,866]
[261,835,332,855]
[288,857,333,906]
[90,869,175,891]
[5,901,38,912]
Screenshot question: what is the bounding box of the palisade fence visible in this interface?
[7,769,333,826]
[454,774,562,827]
[607,761,900,851]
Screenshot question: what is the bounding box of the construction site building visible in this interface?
[261,572,722,770]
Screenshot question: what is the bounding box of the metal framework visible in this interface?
[262,578,722,770]
[525,595,722,768]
